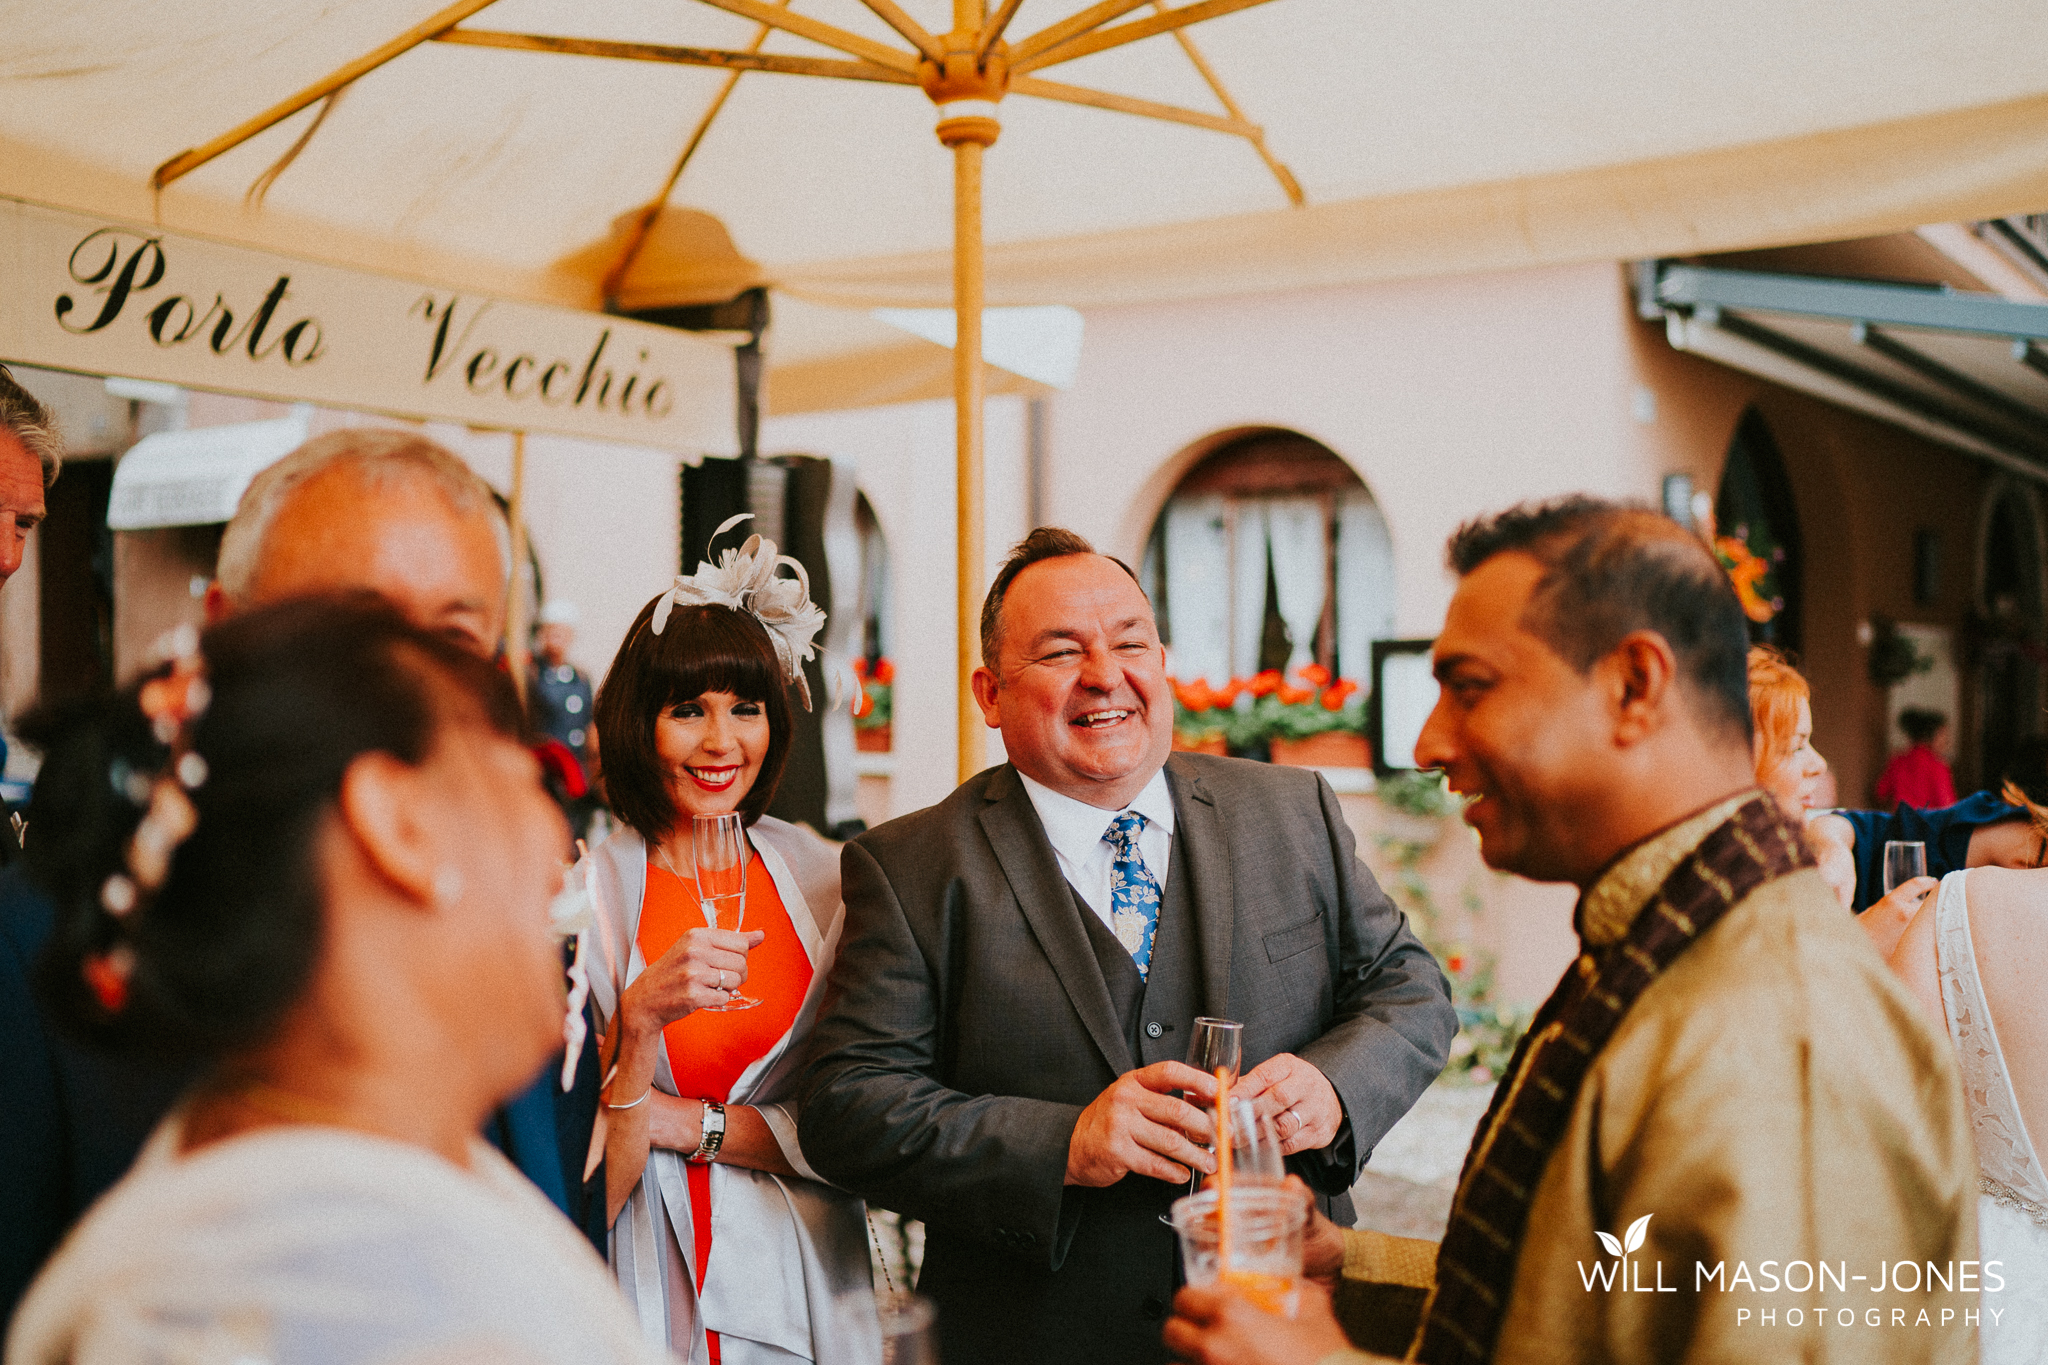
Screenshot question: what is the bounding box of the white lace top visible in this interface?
[1935,869,2048,1226]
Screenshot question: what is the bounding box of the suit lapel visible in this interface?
[979,766,1136,1077]
[1167,756,1236,1020]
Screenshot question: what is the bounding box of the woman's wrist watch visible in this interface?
[688,1100,726,1163]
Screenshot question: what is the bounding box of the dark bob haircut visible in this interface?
[1445,495,1753,749]
[594,598,792,839]
[27,593,521,1060]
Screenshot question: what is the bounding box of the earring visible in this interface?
[432,866,466,908]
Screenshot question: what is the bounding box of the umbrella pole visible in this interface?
[953,136,986,784]
[927,21,1004,785]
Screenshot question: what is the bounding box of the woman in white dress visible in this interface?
[581,524,877,1365]
[7,597,664,1365]
[1892,865,2048,1363]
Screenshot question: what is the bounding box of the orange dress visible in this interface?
[637,848,815,1364]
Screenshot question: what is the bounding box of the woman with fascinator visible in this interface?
[582,517,878,1365]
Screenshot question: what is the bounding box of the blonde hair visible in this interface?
[2001,779,2048,845]
[1747,645,1810,781]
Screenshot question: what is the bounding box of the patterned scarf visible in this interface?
[1414,794,1812,1365]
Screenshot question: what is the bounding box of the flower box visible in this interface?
[1172,732,1228,756]
[1270,731,1371,769]
[855,722,892,753]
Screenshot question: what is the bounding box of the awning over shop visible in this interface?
[1640,262,2048,483]
[107,413,311,530]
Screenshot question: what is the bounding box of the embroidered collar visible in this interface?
[1576,791,1757,946]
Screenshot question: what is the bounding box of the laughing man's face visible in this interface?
[975,554,1173,810]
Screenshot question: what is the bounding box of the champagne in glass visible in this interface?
[1186,1018,1243,1194]
[1882,840,1927,894]
[693,812,759,1011]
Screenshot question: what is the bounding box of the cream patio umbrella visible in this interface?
[144,0,1308,782]
[8,0,2048,778]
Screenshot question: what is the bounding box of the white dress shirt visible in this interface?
[1015,767,1176,939]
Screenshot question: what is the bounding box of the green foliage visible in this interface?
[1368,770,1529,1088]
[1221,690,1367,748]
[854,679,892,729]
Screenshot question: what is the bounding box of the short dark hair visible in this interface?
[27,593,520,1059]
[1446,496,1753,745]
[1898,708,1948,744]
[980,526,1145,666]
[593,599,792,840]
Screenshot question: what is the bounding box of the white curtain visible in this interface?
[1230,502,1269,680]
[1335,490,1395,683]
[1265,496,1328,676]
[1162,494,1231,685]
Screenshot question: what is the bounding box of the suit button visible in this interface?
[1142,1294,1167,1320]
[1145,1021,1164,1039]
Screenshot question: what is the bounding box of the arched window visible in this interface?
[1142,428,1392,687]
[1714,408,1803,654]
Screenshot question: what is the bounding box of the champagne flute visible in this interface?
[1883,840,1927,894]
[1228,1097,1286,1186]
[693,812,759,1011]
[1186,1018,1243,1195]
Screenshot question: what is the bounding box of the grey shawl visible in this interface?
[582,817,879,1365]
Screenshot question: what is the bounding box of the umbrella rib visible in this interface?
[1008,0,1151,67]
[1008,76,1251,137]
[152,0,508,189]
[686,0,919,74]
[857,0,947,64]
[975,0,1029,61]
[1012,0,1285,74]
[434,30,914,82]
[1150,2,1301,205]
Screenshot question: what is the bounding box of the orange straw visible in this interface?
[1215,1067,1234,1271]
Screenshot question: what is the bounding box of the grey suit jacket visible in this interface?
[797,753,1453,1364]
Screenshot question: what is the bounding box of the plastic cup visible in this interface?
[1169,1184,1307,1318]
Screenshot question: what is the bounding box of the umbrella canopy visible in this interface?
[6,1,2047,314]
[7,0,2048,775]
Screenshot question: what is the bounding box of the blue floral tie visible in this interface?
[1104,811,1162,979]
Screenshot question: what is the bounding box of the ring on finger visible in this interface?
[717,969,729,992]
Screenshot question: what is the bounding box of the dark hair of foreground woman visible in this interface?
[26,593,520,1060]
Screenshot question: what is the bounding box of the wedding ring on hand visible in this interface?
[717,969,730,992]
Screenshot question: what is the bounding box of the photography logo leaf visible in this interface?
[1595,1214,1651,1259]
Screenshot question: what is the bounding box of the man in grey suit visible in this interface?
[799,528,1456,1365]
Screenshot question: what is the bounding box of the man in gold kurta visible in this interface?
[1166,498,1979,1365]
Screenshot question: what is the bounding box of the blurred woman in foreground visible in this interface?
[8,597,661,1365]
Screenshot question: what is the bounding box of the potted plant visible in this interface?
[853,656,893,752]
[1169,676,1234,755]
[1168,666,1372,767]
[1231,665,1371,768]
